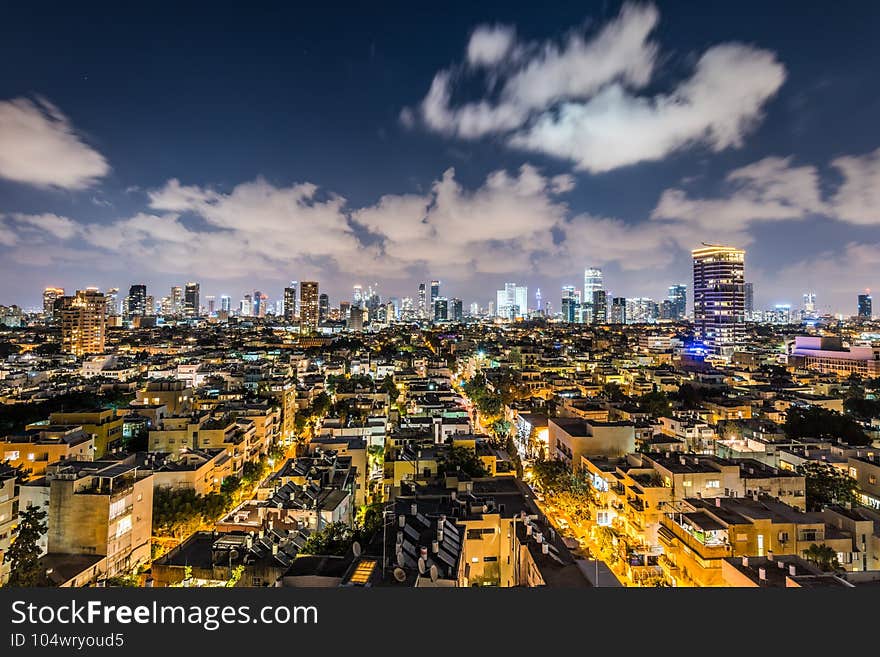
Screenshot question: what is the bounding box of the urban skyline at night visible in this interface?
[3,2,880,313]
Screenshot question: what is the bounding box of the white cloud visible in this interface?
[11,213,82,240]
[417,2,659,139]
[0,97,109,189]
[467,25,517,68]
[510,44,785,172]
[411,3,784,172]
[829,147,880,225]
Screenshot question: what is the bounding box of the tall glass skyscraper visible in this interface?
[583,267,603,323]
[693,244,745,356]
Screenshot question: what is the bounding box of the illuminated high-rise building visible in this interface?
[319,293,329,322]
[339,301,351,321]
[42,287,64,318]
[561,286,579,323]
[145,295,155,315]
[353,285,363,308]
[300,281,319,332]
[433,297,448,322]
[283,283,298,323]
[171,286,184,314]
[240,295,252,317]
[430,280,440,306]
[592,290,607,324]
[206,296,216,314]
[535,288,543,312]
[127,284,147,318]
[583,267,603,323]
[496,283,527,319]
[105,288,119,316]
[401,297,414,320]
[667,284,687,320]
[858,292,873,319]
[693,244,746,356]
[184,282,200,317]
[60,289,107,356]
[450,298,463,322]
[417,283,427,319]
[220,295,231,313]
[610,297,627,324]
[743,282,754,318]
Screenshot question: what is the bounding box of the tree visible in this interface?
[4,506,48,587]
[440,445,488,478]
[602,383,627,403]
[674,383,704,410]
[301,522,355,556]
[637,391,672,418]
[803,543,841,572]
[381,376,400,404]
[785,406,871,446]
[796,461,860,511]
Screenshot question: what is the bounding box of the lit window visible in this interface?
[706,480,720,489]
[27,453,35,461]
[682,480,692,487]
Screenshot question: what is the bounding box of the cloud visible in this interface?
[10,213,82,240]
[0,97,109,189]
[828,147,880,225]
[467,25,517,68]
[417,2,659,139]
[410,3,784,172]
[509,44,785,172]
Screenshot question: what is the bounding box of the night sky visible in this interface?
[1,0,879,314]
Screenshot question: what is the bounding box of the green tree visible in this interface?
[381,376,400,403]
[602,383,627,403]
[4,506,48,587]
[637,391,672,418]
[785,406,871,446]
[803,543,841,572]
[796,461,860,511]
[440,445,488,478]
[301,522,355,556]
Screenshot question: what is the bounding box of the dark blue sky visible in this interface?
[1,0,879,314]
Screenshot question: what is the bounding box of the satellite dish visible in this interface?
[429,565,438,582]
[417,557,426,574]
[352,541,361,557]
[396,551,405,568]
[393,567,407,582]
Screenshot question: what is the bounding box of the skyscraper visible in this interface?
[42,287,64,318]
[127,284,147,318]
[693,244,746,356]
[610,297,627,324]
[206,296,216,314]
[497,283,528,319]
[430,280,440,307]
[417,283,426,319]
[319,293,329,322]
[433,297,448,322]
[858,292,872,319]
[583,267,603,323]
[535,288,543,312]
[803,292,816,314]
[300,281,319,332]
[184,282,200,317]
[105,288,119,316]
[283,283,298,323]
[171,286,184,315]
[60,289,107,356]
[220,295,232,313]
[667,284,687,320]
[743,282,754,317]
[592,290,607,324]
[450,298,463,322]
[561,286,580,323]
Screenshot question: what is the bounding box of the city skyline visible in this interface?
[3,2,880,312]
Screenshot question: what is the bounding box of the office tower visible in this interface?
[626,297,658,324]
[60,289,107,356]
[283,284,298,323]
[42,287,64,318]
[317,293,329,322]
[252,290,267,318]
[171,286,184,314]
[469,302,480,317]
[160,296,173,316]
[667,284,687,320]
[184,282,200,317]
[535,288,543,312]
[487,301,495,316]
[240,295,252,317]
[206,296,216,314]
[591,290,607,324]
[803,292,816,315]
[127,284,147,318]
[772,304,792,324]
[544,301,553,317]
[561,286,580,323]
[353,285,363,308]
[433,297,449,322]
[220,295,231,313]
[401,297,414,320]
[339,301,351,321]
[300,281,319,332]
[693,244,746,356]
[858,292,872,319]
[450,298,463,322]
[496,283,527,319]
[105,288,119,317]
[366,291,381,323]
[610,297,627,324]
[430,280,440,307]
[348,306,364,331]
[743,282,754,317]
[583,267,603,323]
[145,295,155,315]
[417,283,426,319]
